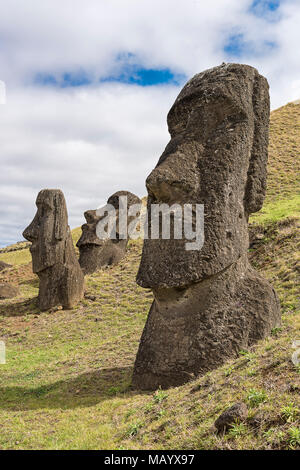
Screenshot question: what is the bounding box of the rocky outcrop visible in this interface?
[214,402,248,433]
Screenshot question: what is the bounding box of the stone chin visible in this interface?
[77,232,104,248]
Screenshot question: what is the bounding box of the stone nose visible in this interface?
[84,210,99,224]
[146,166,190,204]
[23,219,38,242]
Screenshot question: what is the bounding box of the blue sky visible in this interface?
[35,66,186,88]
[32,1,281,90]
[250,0,280,16]
[30,1,285,90]
[0,0,299,246]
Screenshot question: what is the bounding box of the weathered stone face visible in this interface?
[132,64,280,390]
[137,63,270,289]
[23,189,69,273]
[77,191,141,274]
[79,210,105,246]
[23,189,84,311]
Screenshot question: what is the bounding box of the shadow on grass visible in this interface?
[0,366,148,410]
[0,297,39,317]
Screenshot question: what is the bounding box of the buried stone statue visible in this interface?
[77,191,141,274]
[23,189,84,311]
[132,63,281,390]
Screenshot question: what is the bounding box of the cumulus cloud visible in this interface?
[0,84,177,245]
[0,0,299,245]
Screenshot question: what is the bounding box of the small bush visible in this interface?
[281,403,299,423]
[246,389,268,407]
[288,427,300,448]
[126,421,143,438]
[228,422,248,439]
[153,388,168,404]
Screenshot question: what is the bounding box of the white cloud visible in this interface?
[0,0,299,245]
[0,84,176,245]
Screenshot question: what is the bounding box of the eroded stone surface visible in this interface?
[77,191,141,274]
[23,189,84,311]
[132,63,281,390]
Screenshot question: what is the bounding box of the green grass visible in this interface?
[71,226,82,246]
[266,102,300,204]
[0,218,299,450]
[250,194,300,225]
[0,249,31,266]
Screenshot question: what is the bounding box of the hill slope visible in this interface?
[0,102,299,450]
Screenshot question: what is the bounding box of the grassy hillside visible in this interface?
[267,102,300,203]
[0,103,299,450]
[250,101,300,224]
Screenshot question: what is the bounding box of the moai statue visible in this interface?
[132,63,281,390]
[23,189,84,311]
[77,191,141,274]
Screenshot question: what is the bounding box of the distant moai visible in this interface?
[23,189,84,311]
[132,63,281,390]
[77,191,141,274]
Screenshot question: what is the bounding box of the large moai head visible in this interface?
[23,189,69,273]
[77,191,141,274]
[137,63,270,289]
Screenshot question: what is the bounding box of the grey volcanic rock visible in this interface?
[215,402,248,433]
[0,283,20,299]
[23,189,84,311]
[77,191,141,274]
[132,63,281,390]
[0,261,12,271]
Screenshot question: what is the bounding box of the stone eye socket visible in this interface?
[37,202,52,217]
[168,92,246,135]
[167,95,199,134]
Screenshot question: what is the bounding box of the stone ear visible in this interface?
[54,192,67,240]
[244,73,270,215]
